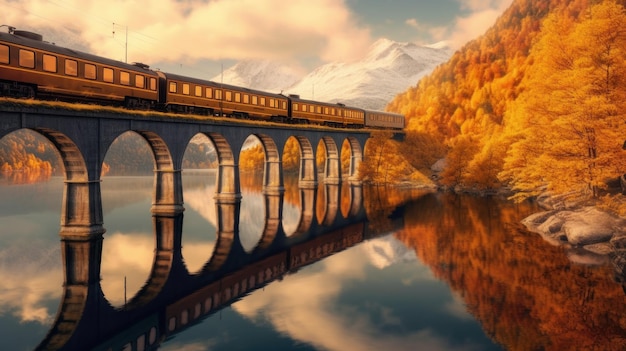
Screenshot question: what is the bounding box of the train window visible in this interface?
[235,92,241,102]
[135,75,145,88]
[225,91,232,101]
[65,59,78,76]
[103,67,114,83]
[120,71,130,85]
[19,49,35,68]
[269,99,275,108]
[195,86,202,97]
[42,54,57,72]
[324,107,329,115]
[215,89,222,100]
[316,106,322,113]
[282,101,287,109]
[293,103,299,111]
[243,94,249,104]
[84,63,96,79]
[182,83,190,95]
[169,81,177,93]
[0,44,8,64]
[260,97,266,106]
[331,108,335,115]
[149,77,157,91]
[205,87,213,98]
[301,105,307,112]
[251,95,257,105]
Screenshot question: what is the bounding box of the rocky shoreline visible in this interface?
[522,206,626,287]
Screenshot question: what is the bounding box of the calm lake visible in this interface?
[0,172,625,351]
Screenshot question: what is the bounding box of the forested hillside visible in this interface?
[388,0,626,209]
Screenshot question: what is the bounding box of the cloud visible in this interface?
[446,0,513,48]
[233,246,480,351]
[5,0,372,66]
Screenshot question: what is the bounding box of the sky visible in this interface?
[1,0,513,78]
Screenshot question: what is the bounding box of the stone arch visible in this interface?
[33,127,103,237]
[289,135,317,188]
[320,136,341,185]
[123,130,182,215]
[202,132,240,202]
[344,137,363,184]
[254,133,283,194]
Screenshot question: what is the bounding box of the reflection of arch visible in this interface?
[255,193,283,250]
[203,199,240,271]
[343,184,363,218]
[292,188,316,235]
[344,137,363,184]
[204,133,241,202]
[37,235,103,350]
[255,134,283,194]
[292,136,317,188]
[320,136,341,185]
[317,184,339,226]
[131,131,182,215]
[124,214,180,309]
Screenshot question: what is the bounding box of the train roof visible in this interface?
[363,109,404,117]
[160,71,288,99]
[287,95,365,111]
[0,29,159,76]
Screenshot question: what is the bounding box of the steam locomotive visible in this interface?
[0,27,405,129]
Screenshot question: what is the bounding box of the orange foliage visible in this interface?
[388,0,626,198]
[395,194,626,350]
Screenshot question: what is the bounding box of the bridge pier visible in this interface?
[214,162,242,202]
[263,159,284,195]
[152,169,185,215]
[347,155,363,185]
[298,154,317,188]
[323,156,342,185]
[59,179,105,238]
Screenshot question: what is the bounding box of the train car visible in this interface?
[288,94,365,128]
[364,109,405,130]
[160,72,290,121]
[0,27,159,108]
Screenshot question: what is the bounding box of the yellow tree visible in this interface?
[502,2,626,201]
[359,131,396,184]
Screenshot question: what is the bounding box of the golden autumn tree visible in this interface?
[501,1,626,201]
[239,144,266,171]
[359,131,417,185]
[282,137,300,173]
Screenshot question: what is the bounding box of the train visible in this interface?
[0,26,405,129]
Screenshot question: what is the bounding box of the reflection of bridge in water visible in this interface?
[37,182,403,351]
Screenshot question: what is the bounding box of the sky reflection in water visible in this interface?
[3,173,624,350]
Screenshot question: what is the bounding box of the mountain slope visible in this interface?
[214,39,451,111]
[286,39,452,110]
[211,60,302,93]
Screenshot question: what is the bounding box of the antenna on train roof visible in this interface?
[112,22,128,63]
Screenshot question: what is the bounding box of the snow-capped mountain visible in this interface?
[287,39,452,110]
[211,59,302,93]
[215,39,452,111]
